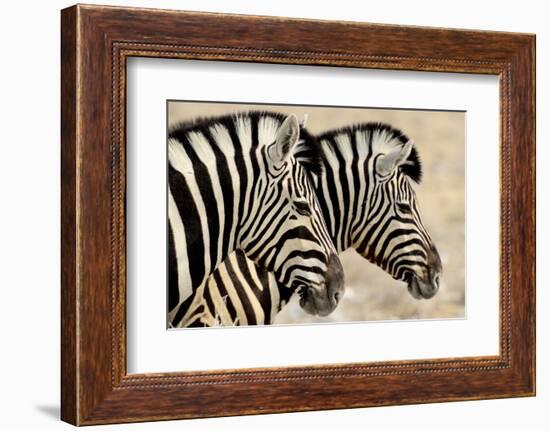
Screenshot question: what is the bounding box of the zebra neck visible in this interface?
[234,171,272,261]
[316,159,372,254]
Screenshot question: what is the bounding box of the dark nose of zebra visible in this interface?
[406,245,442,300]
[298,253,344,317]
[326,253,345,308]
[427,245,442,294]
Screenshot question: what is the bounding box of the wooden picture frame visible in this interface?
[61,4,535,425]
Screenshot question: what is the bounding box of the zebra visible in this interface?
[188,122,443,326]
[168,111,344,328]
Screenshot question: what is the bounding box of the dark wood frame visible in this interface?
[61,4,535,425]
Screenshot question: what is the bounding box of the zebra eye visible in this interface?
[294,200,312,216]
[397,203,412,214]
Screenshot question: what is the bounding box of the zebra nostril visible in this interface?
[333,291,341,304]
[433,274,440,288]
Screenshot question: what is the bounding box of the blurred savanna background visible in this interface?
[168,101,465,324]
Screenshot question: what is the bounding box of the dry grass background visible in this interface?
[168,101,465,324]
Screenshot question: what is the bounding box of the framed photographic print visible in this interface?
[61,4,535,425]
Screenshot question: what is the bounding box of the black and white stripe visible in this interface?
[188,122,442,326]
[168,111,343,328]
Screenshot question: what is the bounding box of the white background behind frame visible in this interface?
[1,0,546,430]
[126,58,499,374]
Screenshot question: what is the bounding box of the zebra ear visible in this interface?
[376,140,414,178]
[269,114,300,165]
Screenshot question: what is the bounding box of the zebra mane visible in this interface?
[295,125,324,177]
[319,122,423,184]
[168,110,284,138]
[168,110,324,176]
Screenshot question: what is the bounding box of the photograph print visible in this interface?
[167,101,465,329]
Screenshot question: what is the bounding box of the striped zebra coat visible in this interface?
[187,122,442,326]
[168,112,344,328]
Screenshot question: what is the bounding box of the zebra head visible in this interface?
[239,113,344,316]
[348,126,442,300]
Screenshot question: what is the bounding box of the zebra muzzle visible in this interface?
[406,245,442,300]
[407,274,438,299]
[298,253,345,316]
